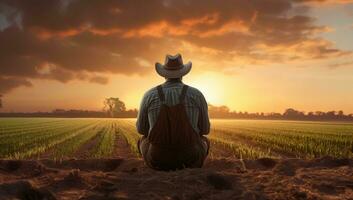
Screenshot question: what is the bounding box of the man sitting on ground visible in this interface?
[136,54,210,171]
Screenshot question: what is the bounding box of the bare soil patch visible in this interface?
[112,132,137,159]
[0,157,352,200]
[73,133,102,159]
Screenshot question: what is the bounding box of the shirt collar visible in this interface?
[164,79,183,86]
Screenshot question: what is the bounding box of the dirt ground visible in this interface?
[0,157,352,200]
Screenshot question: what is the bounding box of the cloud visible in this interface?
[328,61,353,68]
[0,76,32,94]
[89,75,109,84]
[0,0,351,94]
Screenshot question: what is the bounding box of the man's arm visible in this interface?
[198,93,210,135]
[136,92,150,136]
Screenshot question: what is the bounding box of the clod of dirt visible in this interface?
[257,158,277,169]
[315,157,351,168]
[183,192,203,200]
[61,169,86,188]
[206,173,232,190]
[0,160,52,177]
[242,191,266,200]
[53,169,88,190]
[65,169,81,181]
[242,158,279,171]
[170,194,181,200]
[290,189,307,200]
[103,159,123,171]
[273,160,296,176]
[204,158,238,170]
[122,167,138,174]
[93,180,118,193]
[0,160,22,172]
[19,186,56,200]
[0,180,56,200]
[346,182,353,189]
[313,182,340,195]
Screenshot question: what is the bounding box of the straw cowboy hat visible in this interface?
[155,54,192,78]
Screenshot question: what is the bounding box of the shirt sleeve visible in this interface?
[136,92,150,136]
[198,93,210,135]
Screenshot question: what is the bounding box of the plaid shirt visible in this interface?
[136,80,210,136]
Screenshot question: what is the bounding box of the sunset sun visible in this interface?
[188,73,227,106]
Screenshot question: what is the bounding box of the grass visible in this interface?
[0,118,352,159]
[91,121,117,158]
[116,119,142,156]
[211,119,353,158]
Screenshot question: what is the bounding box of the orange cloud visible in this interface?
[198,21,250,37]
[122,18,250,38]
[180,13,219,26]
[31,27,82,40]
[0,0,351,94]
[252,39,351,62]
[123,21,188,38]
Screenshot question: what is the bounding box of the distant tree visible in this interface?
[52,109,66,113]
[208,104,230,113]
[338,110,344,116]
[283,108,295,116]
[103,97,126,117]
[315,111,324,116]
[208,104,232,118]
[283,108,304,118]
[326,111,336,117]
[269,112,282,117]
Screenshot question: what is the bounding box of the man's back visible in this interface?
[136,79,210,136]
[136,54,210,170]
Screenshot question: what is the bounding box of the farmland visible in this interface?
[1,118,353,200]
[0,118,352,160]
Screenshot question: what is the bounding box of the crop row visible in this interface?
[0,118,352,159]
[211,120,353,158]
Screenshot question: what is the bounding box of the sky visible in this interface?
[0,0,353,113]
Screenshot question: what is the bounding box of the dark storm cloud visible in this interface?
[0,76,32,93]
[0,0,350,93]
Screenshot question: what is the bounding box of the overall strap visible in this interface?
[157,85,165,102]
[179,85,188,103]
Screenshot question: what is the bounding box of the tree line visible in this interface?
[208,105,353,121]
[0,97,137,118]
[0,97,353,121]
